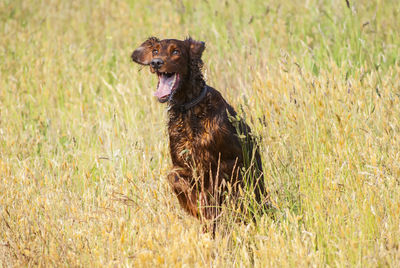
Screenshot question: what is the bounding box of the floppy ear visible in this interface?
[186,37,205,59]
[131,37,159,65]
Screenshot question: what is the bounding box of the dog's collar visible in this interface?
[170,85,208,112]
[182,85,208,110]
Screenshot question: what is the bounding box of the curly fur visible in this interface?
[131,37,269,232]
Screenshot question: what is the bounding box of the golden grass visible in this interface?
[1,0,399,266]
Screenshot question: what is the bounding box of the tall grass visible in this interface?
[1,0,399,266]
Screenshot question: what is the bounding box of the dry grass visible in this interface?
[1,0,399,266]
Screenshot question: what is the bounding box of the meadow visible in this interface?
[1,0,399,266]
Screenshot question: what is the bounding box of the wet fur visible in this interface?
[131,37,268,225]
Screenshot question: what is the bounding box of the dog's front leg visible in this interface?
[167,169,200,218]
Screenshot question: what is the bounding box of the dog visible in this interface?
[131,37,268,227]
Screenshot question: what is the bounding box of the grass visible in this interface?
[1,0,399,266]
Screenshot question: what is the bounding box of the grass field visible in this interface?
[1,0,400,266]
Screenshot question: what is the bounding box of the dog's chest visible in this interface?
[168,108,214,166]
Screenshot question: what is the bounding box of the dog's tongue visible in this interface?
[154,74,175,99]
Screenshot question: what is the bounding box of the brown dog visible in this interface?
[131,37,268,226]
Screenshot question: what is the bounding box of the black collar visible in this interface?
[170,85,208,112]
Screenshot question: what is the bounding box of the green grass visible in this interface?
[1,0,399,266]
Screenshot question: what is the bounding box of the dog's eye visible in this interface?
[152,49,158,56]
[172,49,180,55]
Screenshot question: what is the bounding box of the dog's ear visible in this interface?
[131,37,159,65]
[186,37,205,59]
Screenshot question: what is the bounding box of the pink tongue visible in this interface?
[154,74,175,99]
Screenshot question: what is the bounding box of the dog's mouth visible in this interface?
[154,72,180,103]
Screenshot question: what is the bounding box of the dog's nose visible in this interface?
[150,58,164,69]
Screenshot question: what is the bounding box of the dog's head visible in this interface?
[131,37,205,103]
